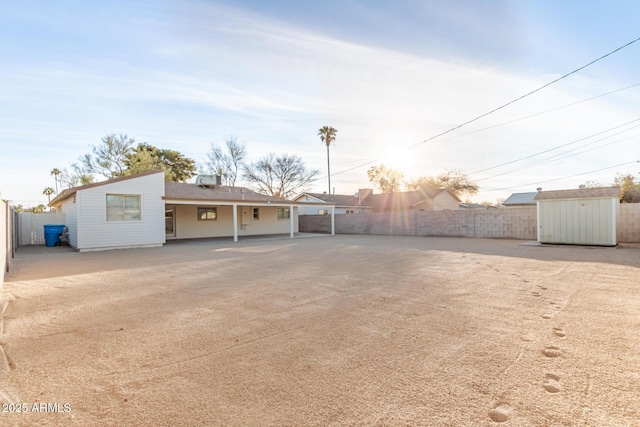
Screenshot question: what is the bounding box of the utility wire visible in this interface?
[326,36,640,179]
[469,118,640,176]
[475,131,640,182]
[483,160,639,193]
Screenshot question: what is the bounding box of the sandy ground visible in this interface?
[1,235,639,426]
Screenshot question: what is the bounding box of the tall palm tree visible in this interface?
[318,126,338,194]
[51,168,61,193]
[43,187,55,204]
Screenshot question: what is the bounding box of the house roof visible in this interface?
[164,182,295,204]
[534,186,620,201]
[502,192,538,206]
[48,169,164,207]
[368,186,461,211]
[302,192,363,207]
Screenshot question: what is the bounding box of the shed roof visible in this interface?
[502,192,537,205]
[534,186,620,201]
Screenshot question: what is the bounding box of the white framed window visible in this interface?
[198,207,217,220]
[253,208,260,220]
[106,194,141,221]
[277,208,290,219]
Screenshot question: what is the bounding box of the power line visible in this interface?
[483,160,639,193]
[470,118,640,177]
[326,36,640,179]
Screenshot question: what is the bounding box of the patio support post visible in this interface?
[331,205,335,236]
[289,205,295,238]
[232,203,238,242]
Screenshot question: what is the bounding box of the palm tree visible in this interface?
[43,187,55,204]
[318,126,338,194]
[51,168,61,193]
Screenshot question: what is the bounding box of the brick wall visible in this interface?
[620,203,640,243]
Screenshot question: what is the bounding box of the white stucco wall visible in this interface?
[433,192,460,210]
[168,204,298,239]
[76,172,165,251]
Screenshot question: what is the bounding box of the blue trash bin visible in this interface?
[44,224,66,247]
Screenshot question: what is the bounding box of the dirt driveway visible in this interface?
[1,235,639,426]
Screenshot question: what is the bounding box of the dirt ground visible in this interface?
[1,235,639,426]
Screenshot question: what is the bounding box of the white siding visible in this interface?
[170,204,297,239]
[62,196,78,249]
[76,172,165,251]
[538,198,618,246]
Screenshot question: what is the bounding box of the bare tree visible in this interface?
[367,164,404,193]
[78,133,136,179]
[206,136,247,186]
[243,153,319,199]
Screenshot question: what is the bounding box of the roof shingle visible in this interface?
[534,186,620,201]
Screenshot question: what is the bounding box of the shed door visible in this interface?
[539,199,614,245]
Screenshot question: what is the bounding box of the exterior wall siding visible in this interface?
[76,172,165,251]
[538,198,617,246]
[170,204,298,239]
[62,197,78,249]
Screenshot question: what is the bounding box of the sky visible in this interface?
[1,0,640,206]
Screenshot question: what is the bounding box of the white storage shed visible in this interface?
[534,186,620,246]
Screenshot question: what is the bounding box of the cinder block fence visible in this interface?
[300,204,640,243]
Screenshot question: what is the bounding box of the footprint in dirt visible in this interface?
[488,403,512,423]
[532,291,542,297]
[542,346,562,358]
[541,313,552,319]
[543,373,561,393]
[553,327,566,338]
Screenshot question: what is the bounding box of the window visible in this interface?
[318,209,328,215]
[197,207,217,220]
[277,208,290,219]
[106,194,141,221]
[253,208,260,220]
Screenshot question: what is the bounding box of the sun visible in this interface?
[382,147,414,175]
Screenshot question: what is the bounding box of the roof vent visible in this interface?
[536,187,542,192]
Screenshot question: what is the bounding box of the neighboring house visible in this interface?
[367,186,460,212]
[296,187,460,214]
[534,186,620,246]
[49,170,332,251]
[502,192,537,207]
[294,191,373,215]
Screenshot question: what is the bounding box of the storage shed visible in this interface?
[534,186,620,246]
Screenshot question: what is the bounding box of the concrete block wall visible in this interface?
[299,205,640,242]
[300,207,537,240]
[620,203,640,243]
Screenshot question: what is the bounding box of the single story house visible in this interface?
[502,192,537,207]
[294,191,374,215]
[49,170,334,251]
[296,187,460,214]
[367,187,460,212]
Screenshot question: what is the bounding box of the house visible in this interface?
[502,192,537,207]
[294,191,373,215]
[534,186,620,246]
[49,170,333,251]
[296,187,460,214]
[366,186,460,212]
